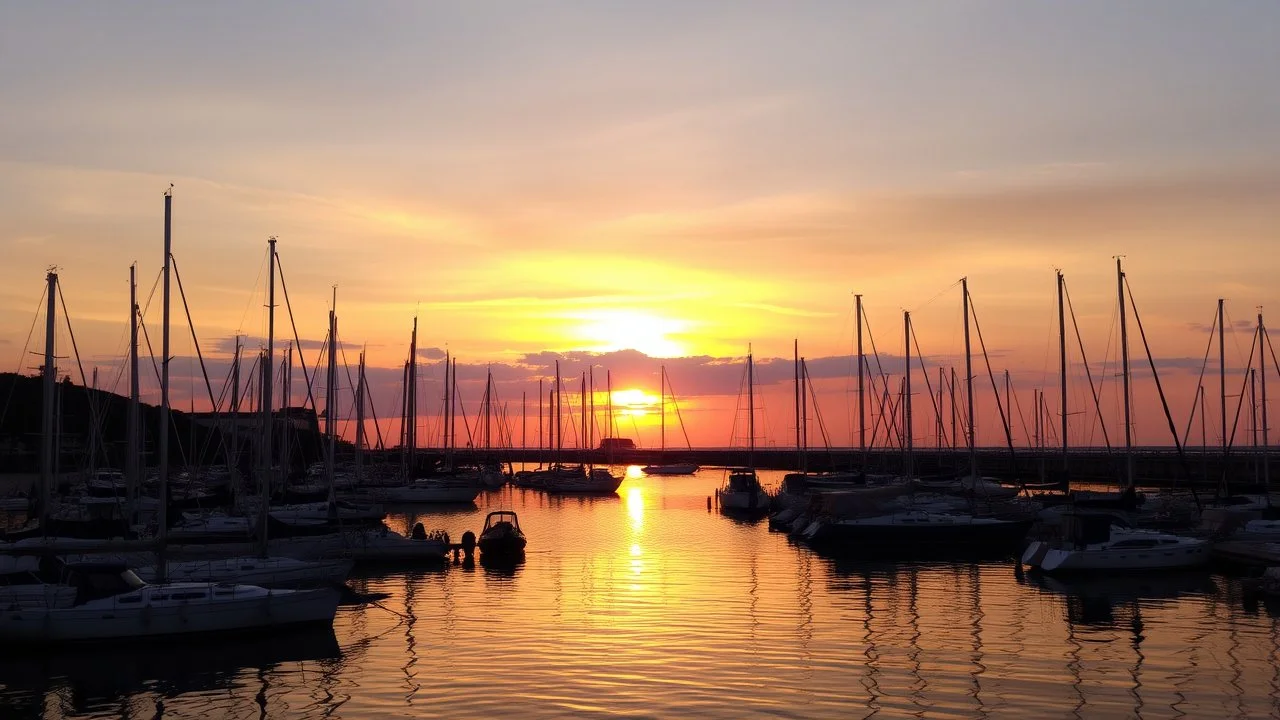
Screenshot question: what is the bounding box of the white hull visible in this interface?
[136,557,353,587]
[717,489,770,510]
[1022,532,1210,572]
[0,584,340,642]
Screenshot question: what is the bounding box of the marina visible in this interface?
[3,470,1280,718]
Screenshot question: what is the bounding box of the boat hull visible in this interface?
[1022,539,1211,573]
[0,585,340,643]
[807,516,1033,557]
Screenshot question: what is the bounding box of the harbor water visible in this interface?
[2,468,1279,719]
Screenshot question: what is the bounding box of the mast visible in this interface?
[660,366,666,452]
[588,367,595,450]
[537,378,543,454]
[1118,257,1133,489]
[230,336,241,498]
[607,370,614,440]
[451,357,458,459]
[484,366,493,450]
[409,318,417,460]
[856,294,866,467]
[258,236,277,557]
[747,349,755,467]
[442,350,449,453]
[904,311,913,479]
[1057,270,1068,468]
[555,359,562,458]
[962,277,976,479]
[355,351,365,480]
[326,287,337,506]
[40,269,57,536]
[1261,311,1271,494]
[158,190,174,556]
[126,264,140,521]
[801,357,808,472]
[1251,366,1259,483]
[521,390,527,450]
[950,367,958,451]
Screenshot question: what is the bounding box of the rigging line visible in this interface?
[1224,324,1259,457]
[862,311,903,449]
[912,279,963,313]
[667,375,695,451]
[170,256,220,411]
[57,281,109,469]
[273,251,319,414]
[802,361,835,456]
[1124,276,1201,509]
[966,290,1018,464]
[1267,326,1280,385]
[236,245,270,335]
[1181,307,1219,447]
[137,316,164,394]
[0,282,47,429]
[909,324,947,448]
[1063,277,1113,452]
[1008,379,1034,447]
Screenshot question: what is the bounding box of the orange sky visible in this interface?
[2,4,1278,450]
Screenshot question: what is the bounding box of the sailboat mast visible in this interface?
[127,264,140,518]
[747,350,755,467]
[231,337,242,497]
[326,288,337,505]
[537,378,543,452]
[856,295,866,467]
[355,351,365,480]
[1118,257,1133,489]
[159,191,174,550]
[660,366,666,453]
[484,366,493,450]
[442,350,449,452]
[1057,271,1068,468]
[409,318,417,459]
[450,357,457,459]
[1261,311,1270,492]
[588,367,595,450]
[281,343,291,479]
[40,269,57,535]
[904,311,913,479]
[607,370,614,440]
[801,357,808,471]
[555,360,562,456]
[259,236,276,557]
[962,278,976,479]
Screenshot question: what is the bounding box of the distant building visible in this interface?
[598,437,636,452]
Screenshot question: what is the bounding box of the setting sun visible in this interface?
[611,388,660,418]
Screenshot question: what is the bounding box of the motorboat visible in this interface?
[0,561,340,642]
[717,468,770,512]
[1021,512,1210,573]
[478,511,526,556]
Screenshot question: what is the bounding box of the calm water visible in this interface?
[3,468,1280,719]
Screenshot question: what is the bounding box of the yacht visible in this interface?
[717,468,770,512]
[1021,513,1210,573]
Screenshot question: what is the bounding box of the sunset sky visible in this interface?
[2,2,1278,451]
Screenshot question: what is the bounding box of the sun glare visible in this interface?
[574,310,689,358]
[612,388,659,417]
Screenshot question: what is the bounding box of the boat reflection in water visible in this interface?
[1023,569,1218,626]
[0,627,341,717]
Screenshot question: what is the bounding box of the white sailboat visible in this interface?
[642,365,699,476]
[717,351,769,511]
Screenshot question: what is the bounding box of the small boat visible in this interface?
[478,511,527,556]
[1021,512,1210,573]
[642,463,700,476]
[717,468,770,512]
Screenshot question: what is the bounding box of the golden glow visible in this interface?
[624,464,644,479]
[612,388,660,418]
[571,309,689,357]
[626,486,645,530]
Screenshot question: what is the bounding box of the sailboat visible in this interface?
[0,196,341,642]
[778,342,862,503]
[717,351,769,512]
[642,365,699,476]
[1023,260,1206,572]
